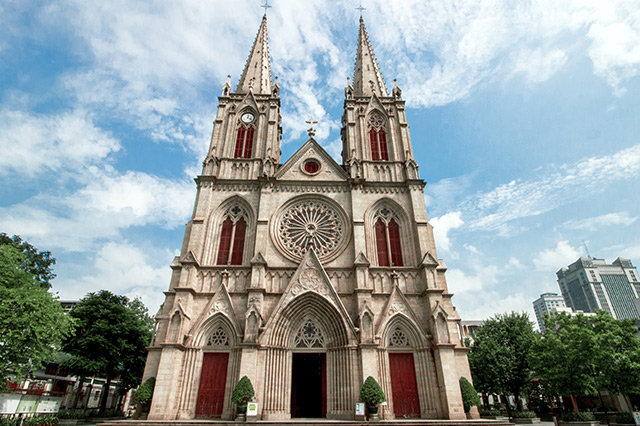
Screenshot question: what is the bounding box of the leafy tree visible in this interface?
[532,311,640,411]
[468,312,536,413]
[132,377,155,406]
[0,233,56,288]
[0,243,73,390]
[62,290,153,411]
[459,377,481,413]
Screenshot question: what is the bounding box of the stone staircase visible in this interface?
[98,419,514,426]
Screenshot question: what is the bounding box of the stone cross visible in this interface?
[306,117,318,138]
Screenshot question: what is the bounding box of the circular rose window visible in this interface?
[271,196,350,262]
[302,159,321,175]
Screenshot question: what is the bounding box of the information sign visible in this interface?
[355,402,365,416]
[632,412,640,425]
[16,396,39,414]
[247,402,258,416]
[0,394,22,415]
[37,397,62,413]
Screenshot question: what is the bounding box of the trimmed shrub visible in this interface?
[132,377,156,406]
[513,411,538,418]
[614,412,635,424]
[231,376,255,408]
[560,412,596,422]
[359,376,386,405]
[459,377,480,413]
[57,410,84,420]
[480,409,504,417]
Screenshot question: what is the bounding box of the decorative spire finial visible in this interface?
[356,0,366,16]
[305,117,318,138]
[261,0,271,15]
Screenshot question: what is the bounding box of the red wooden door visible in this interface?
[389,353,420,418]
[196,352,229,418]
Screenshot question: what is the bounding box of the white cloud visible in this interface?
[465,144,640,232]
[511,47,568,83]
[54,241,171,312]
[0,170,194,252]
[430,211,464,252]
[0,109,120,177]
[533,240,580,271]
[563,211,638,231]
[447,264,499,293]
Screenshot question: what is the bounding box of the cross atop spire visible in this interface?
[237,14,273,95]
[352,17,388,97]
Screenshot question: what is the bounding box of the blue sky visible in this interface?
[1,0,639,323]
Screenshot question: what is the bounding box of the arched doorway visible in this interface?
[290,318,327,418]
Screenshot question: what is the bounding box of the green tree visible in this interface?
[62,290,153,411]
[532,311,640,411]
[0,243,73,390]
[468,312,536,413]
[0,233,56,288]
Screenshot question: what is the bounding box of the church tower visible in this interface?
[142,15,475,421]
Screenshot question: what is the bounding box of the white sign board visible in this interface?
[0,394,22,415]
[355,402,365,416]
[632,412,640,425]
[16,396,39,414]
[37,397,62,413]
[247,402,258,416]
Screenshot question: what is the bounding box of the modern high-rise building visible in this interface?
[532,292,571,332]
[557,257,640,320]
[141,15,473,421]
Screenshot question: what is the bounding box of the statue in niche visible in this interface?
[244,311,259,343]
[347,149,361,179]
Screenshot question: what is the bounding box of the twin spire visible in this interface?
[233,15,389,97]
[237,15,273,95]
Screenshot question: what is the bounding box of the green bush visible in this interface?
[359,376,386,405]
[97,409,123,418]
[132,377,156,405]
[0,418,17,426]
[459,377,480,413]
[231,376,255,408]
[22,415,58,426]
[560,412,596,421]
[615,412,635,424]
[57,409,84,420]
[480,409,504,417]
[513,410,537,418]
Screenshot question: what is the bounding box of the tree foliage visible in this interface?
[532,311,640,402]
[459,377,481,413]
[0,242,73,390]
[359,376,386,405]
[0,233,56,288]
[62,290,153,411]
[132,377,155,405]
[468,312,536,410]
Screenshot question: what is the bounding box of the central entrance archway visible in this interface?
[291,352,326,418]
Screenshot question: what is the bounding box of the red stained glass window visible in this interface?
[230,217,246,265]
[375,218,390,266]
[234,126,254,158]
[370,129,380,161]
[388,219,403,266]
[216,218,233,265]
[304,160,320,174]
[379,129,389,161]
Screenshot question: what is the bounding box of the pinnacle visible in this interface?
[236,14,273,95]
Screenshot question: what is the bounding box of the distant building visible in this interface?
[557,257,640,320]
[460,320,484,343]
[532,293,570,331]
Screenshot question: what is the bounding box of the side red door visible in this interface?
[195,352,229,418]
[389,353,420,418]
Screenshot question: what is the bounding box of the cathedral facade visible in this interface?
[143,15,473,421]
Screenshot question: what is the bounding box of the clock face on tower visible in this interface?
[241,113,255,124]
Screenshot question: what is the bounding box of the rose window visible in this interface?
[273,197,349,262]
[389,327,410,347]
[206,327,229,347]
[294,319,325,348]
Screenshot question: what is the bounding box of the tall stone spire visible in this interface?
[353,17,388,97]
[237,14,272,94]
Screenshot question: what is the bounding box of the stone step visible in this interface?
[98,419,514,426]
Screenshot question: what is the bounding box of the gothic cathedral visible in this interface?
[143,15,473,421]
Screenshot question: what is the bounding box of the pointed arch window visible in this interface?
[217,206,248,265]
[374,207,403,267]
[234,123,255,159]
[368,113,389,161]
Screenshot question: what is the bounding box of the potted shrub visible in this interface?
[459,377,480,419]
[132,377,155,420]
[359,376,386,421]
[231,376,255,421]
